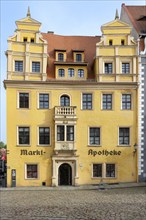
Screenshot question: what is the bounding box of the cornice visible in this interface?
[4,79,138,90]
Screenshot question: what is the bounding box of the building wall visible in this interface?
[5,11,139,187]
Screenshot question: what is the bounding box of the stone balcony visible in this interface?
[54,106,77,120]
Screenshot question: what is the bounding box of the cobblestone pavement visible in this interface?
[0,187,146,220]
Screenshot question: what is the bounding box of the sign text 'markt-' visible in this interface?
[20,150,46,155]
[88,149,121,157]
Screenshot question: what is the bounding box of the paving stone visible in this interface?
[0,187,146,220]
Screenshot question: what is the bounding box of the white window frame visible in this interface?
[56,124,75,142]
[101,93,113,110]
[31,61,41,73]
[92,163,117,179]
[17,91,30,109]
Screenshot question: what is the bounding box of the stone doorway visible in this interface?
[58,163,72,186]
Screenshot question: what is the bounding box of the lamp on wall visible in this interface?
[133,143,138,154]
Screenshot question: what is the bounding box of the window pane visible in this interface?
[67,126,74,141]
[102,94,112,110]
[68,68,74,77]
[105,63,112,74]
[58,69,65,77]
[19,127,29,145]
[78,69,84,78]
[39,127,50,145]
[106,164,115,177]
[60,95,70,106]
[19,93,29,108]
[57,125,64,141]
[119,128,130,145]
[93,164,102,177]
[27,165,38,179]
[90,128,100,145]
[76,54,82,62]
[58,53,64,61]
[15,61,23,72]
[122,63,130,74]
[39,94,49,109]
[122,94,131,110]
[82,94,92,110]
[32,62,40,73]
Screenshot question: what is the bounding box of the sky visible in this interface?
[0,0,145,143]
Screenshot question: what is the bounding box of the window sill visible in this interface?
[17,145,31,147]
[37,145,51,147]
[88,145,101,147]
[117,145,131,147]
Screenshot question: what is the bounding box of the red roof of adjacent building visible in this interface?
[42,33,100,79]
[121,4,146,34]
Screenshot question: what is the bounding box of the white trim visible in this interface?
[25,163,39,180]
[37,126,51,146]
[17,90,30,109]
[17,126,31,146]
[118,127,131,146]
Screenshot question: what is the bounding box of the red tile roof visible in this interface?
[121,4,146,34]
[41,33,100,79]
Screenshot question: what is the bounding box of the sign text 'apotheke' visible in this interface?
[88,149,121,157]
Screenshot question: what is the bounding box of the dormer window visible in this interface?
[121,40,125,45]
[23,37,27,42]
[58,53,64,61]
[31,38,34,43]
[109,40,113,45]
[76,54,82,62]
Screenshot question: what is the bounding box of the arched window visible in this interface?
[78,69,84,78]
[60,95,70,106]
[58,69,65,77]
[58,53,64,61]
[68,68,74,77]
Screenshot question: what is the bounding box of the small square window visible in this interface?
[32,62,40,73]
[31,38,34,43]
[76,54,82,62]
[23,37,27,42]
[121,40,125,45]
[15,61,23,72]
[105,63,112,74]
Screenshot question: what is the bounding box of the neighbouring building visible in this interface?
[121,3,146,182]
[4,8,139,187]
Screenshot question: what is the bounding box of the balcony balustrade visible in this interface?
[55,106,76,118]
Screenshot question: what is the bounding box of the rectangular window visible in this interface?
[23,37,27,42]
[39,127,50,145]
[15,61,23,72]
[31,38,34,43]
[106,164,115,178]
[68,68,74,77]
[89,127,100,145]
[109,40,113,45]
[93,164,102,177]
[19,93,29,108]
[39,94,49,109]
[67,126,74,141]
[122,94,131,110]
[57,125,74,142]
[121,39,125,45]
[76,54,82,62]
[122,63,130,74]
[57,125,64,141]
[32,62,40,73]
[82,93,92,110]
[105,63,112,74]
[102,94,112,110]
[119,128,130,145]
[26,164,38,179]
[18,127,30,145]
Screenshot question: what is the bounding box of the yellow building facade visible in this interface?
[4,10,139,187]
